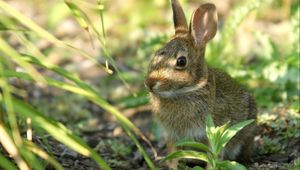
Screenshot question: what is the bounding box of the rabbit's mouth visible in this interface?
[151,79,207,98]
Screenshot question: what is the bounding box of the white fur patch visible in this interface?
[153,80,207,98]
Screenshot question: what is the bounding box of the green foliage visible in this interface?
[0,0,298,169]
[162,115,254,170]
[0,1,156,169]
[105,139,132,157]
[258,109,300,155]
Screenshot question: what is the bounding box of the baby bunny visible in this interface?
[145,0,257,168]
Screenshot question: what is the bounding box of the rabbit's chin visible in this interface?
[152,79,207,98]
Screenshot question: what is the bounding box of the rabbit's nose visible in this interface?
[145,77,157,91]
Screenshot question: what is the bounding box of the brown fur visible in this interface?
[144,1,257,167]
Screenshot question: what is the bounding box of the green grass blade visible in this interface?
[0,38,45,84]
[0,124,30,170]
[0,1,59,44]
[0,153,18,170]
[0,59,35,169]
[21,54,96,93]
[97,0,106,39]
[3,70,157,169]
[0,1,108,73]
[64,0,131,91]
[2,50,156,166]
[24,141,64,170]
[122,125,156,170]
[7,97,111,170]
[3,69,157,168]
[175,141,211,153]
[10,53,157,164]
[162,150,208,162]
[64,0,89,30]
[19,146,44,170]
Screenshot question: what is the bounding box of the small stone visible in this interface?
[113,127,123,136]
[86,137,100,148]
[133,151,143,163]
[106,123,117,131]
[61,148,78,159]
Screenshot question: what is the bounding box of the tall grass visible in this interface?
[0,0,155,169]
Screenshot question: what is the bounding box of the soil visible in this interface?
[32,102,299,170]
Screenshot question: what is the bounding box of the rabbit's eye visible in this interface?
[176,56,187,67]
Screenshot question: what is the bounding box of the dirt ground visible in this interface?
[26,92,298,170]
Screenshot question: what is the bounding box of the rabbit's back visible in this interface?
[210,68,257,124]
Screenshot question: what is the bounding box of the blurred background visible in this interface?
[0,0,299,169]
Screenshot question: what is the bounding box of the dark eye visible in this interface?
[176,56,187,67]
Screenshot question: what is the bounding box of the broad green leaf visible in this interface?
[213,122,230,155]
[162,150,208,162]
[217,160,247,170]
[175,141,211,153]
[221,119,254,148]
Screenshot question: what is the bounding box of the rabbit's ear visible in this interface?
[171,0,188,35]
[190,3,217,47]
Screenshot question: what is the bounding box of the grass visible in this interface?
[0,0,155,169]
[0,0,299,169]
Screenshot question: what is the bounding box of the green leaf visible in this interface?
[205,115,215,141]
[162,150,208,162]
[175,141,211,153]
[221,119,254,148]
[217,160,247,170]
[213,122,230,155]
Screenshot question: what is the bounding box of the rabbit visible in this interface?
[144,0,257,168]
